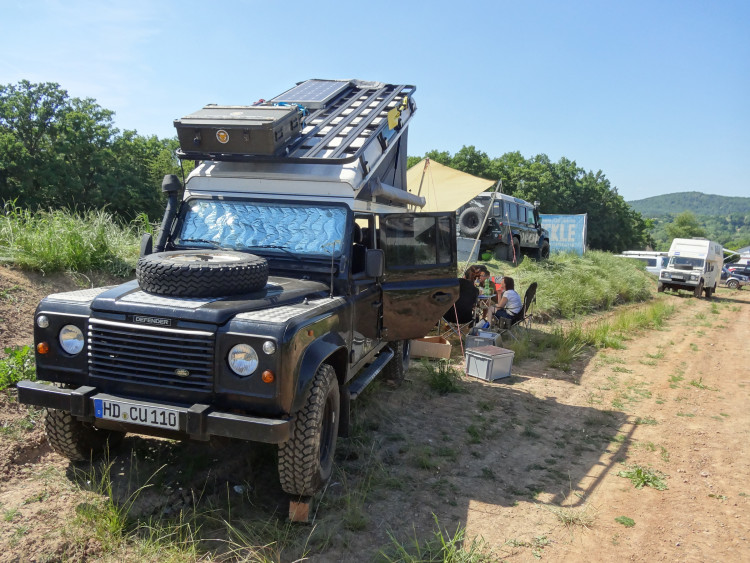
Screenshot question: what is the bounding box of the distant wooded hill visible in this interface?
[628,192,750,218]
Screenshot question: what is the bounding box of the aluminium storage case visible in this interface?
[465,345,514,381]
[175,104,301,156]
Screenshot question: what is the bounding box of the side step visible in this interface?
[347,348,394,400]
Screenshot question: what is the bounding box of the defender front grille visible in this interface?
[88,319,215,391]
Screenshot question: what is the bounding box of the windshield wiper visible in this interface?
[178,238,221,248]
[248,244,307,264]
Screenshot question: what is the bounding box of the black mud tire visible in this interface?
[539,240,550,260]
[507,238,522,265]
[657,282,665,293]
[458,207,485,237]
[693,281,703,298]
[136,250,268,297]
[44,409,124,462]
[382,340,411,388]
[533,240,550,261]
[278,364,340,497]
[727,279,739,290]
[704,285,714,299]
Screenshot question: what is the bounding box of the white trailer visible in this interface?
[658,238,723,298]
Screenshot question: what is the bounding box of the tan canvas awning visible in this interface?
[406,159,495,212]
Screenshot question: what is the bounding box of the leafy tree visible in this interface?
[665,211,707,241]
[1,80,181,220]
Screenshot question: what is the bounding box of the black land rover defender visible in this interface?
[17,79,459,499]
[457,192,550,264]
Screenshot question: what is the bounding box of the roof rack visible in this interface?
[175,79,416,166]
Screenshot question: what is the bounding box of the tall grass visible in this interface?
[479,251,653,318]
[0,201,142,276]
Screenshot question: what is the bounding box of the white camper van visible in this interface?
[658,238,723,298]
[616,251,669,276]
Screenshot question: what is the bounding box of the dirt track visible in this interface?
[0,266,748,561]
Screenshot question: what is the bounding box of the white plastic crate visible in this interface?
[465,345,514,381]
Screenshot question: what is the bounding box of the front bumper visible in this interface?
[17,380,291,444]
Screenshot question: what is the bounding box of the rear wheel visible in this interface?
[44,409,124,462]
[278,364,340,497]
[704,286,713,299]
[507,238,521,265]
[382,340,410,387]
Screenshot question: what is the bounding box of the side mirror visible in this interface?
[140,233,153,258]
[365,249,384,278]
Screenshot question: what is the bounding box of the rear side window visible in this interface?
[383,215,453,267]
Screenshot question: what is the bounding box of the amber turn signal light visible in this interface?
[37,342,50,354]
[261,370,274,383]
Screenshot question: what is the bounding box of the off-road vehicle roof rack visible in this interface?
[175,79,416,167]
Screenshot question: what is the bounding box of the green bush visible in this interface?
[0,345,36,391]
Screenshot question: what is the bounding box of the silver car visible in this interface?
[721,267,749,290]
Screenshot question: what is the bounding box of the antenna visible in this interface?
[322,240,341,299]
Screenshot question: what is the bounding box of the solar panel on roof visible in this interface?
[271,80,350,109]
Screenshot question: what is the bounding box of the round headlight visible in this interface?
[228,344,258,376]
[262,340,276,355]
[37,315,50,328]
[59,325,84,355]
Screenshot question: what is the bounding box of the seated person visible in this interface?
[472,265,491,294]
[493,276,523,323]
[444,270,480,325]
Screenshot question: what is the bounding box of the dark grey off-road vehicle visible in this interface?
[18,79,459,503]
[457,192,550,264]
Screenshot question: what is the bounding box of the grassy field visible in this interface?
[0,201,146,276]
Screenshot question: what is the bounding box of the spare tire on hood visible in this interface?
[136,250,268,297]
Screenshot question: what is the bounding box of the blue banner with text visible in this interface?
[539,214,587,255]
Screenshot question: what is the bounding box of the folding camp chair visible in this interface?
[439,278,479,350]
[495,282,537,344]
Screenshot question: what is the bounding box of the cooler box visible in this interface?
[410,336,452,359]
[465,345,514,381]
[175,104,301,156]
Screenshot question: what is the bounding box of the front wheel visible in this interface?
[693,281,703,298]
[44,409,124,461]
[657,282,665,293]
[278,364,340,497]
[727,279,739,290]
[537,241,550,260]
[382,340,411,387]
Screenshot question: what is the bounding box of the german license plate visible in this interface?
[672,275,683,280]
[94,398,179,430]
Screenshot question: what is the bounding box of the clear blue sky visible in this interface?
[2,0,748,201]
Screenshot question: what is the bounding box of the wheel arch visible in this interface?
[293,338,347,413]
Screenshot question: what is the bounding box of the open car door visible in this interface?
[379,213,460,340]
